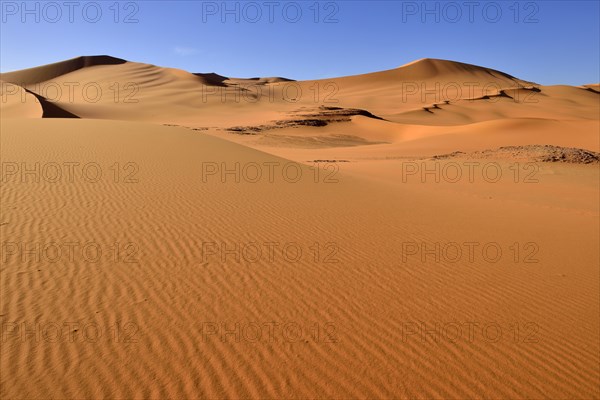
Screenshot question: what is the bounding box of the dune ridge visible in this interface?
[2,56,597,155]
[0,55,127,86]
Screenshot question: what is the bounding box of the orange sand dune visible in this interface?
[1,57,598,399]
[0,81,42,118]
[2,56,597,147]
[0,55,127,86]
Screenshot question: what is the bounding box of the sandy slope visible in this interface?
[2,119,598,399]
[1,57,599,399]
[0,81,42,118]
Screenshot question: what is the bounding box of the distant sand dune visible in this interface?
[1,56,597,135]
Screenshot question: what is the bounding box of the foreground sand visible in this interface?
[1,57,599,398]
[1,119,598,399]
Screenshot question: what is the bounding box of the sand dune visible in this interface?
[2,56,597,151]
[0,55,127,86]
[0,81,43,118]
[1,57,598,399]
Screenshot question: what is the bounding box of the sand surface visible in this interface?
[1,56,599,399]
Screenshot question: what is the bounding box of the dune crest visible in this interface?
[0,55,127,86]
[397,57,521,81]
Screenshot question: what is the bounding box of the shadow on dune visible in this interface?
[25,89,80,118]
[192,73,229,87]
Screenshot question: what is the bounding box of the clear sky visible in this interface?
[1,1,598,85]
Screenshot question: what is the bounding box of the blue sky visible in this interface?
[1,1,598,85]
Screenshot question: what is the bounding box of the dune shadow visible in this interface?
[25,89,80,119]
